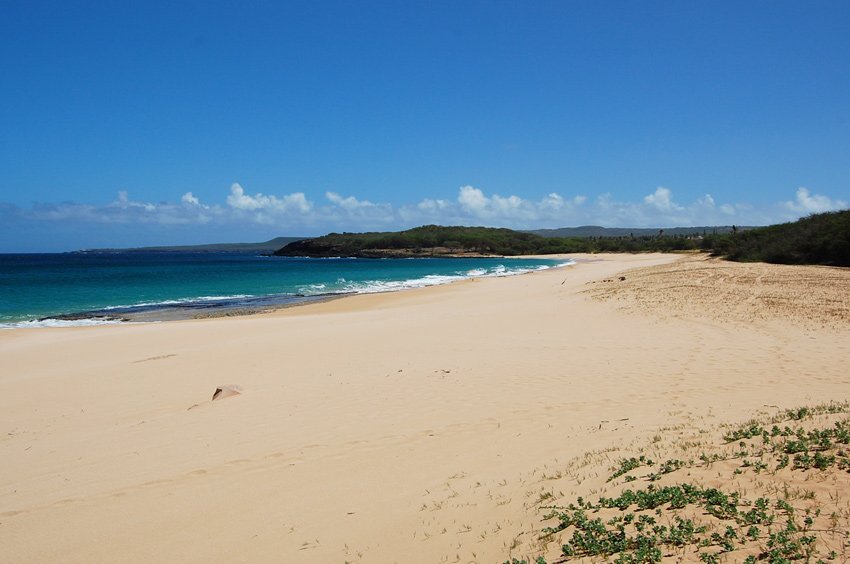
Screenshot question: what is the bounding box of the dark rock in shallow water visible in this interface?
[42,312,125,323]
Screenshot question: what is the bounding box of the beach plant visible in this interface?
[723,422,766,443]
[522,405,850,563]
[647,459,685,481]
[607,456,654,482]
[542,481,829,562]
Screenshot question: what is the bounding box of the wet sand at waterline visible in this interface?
[2,253,848,562]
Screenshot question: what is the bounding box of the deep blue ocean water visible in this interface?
[0,253,571,327]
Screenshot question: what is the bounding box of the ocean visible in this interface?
[0,253,571,328]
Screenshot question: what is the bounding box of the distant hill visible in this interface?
[78,237,306,254]
[274,224,714,257]
[528,225,751,238]
[274,225,547,257]
[708,210,850,266]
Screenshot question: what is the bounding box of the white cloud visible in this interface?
[110,190,155,212]
[226,183,311,214]
[643,187,683,212]
[407,186,749,228]
[181,192,200,206]
[457,185,490,214]
[25,191,221,225]
[447,185,585,223]
[30,202,99,222]
[493,194,524,214]
[697,194,715,208]
[226,183,263,210]
[416,198,449,212]
[784,187,847,214]
[541,193,564,210]
[325,192,385,212]
[6,183,847,237]
[282,193,312,213]
[323,192,395,228]
[583,189,753,227]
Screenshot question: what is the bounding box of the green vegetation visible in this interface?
[275,225,554,257]
[528,225,744,238]
[720,412,850,473]
[275,210,850,265]
[532,487,824,563]
[706,210,850,266]
[607,456,655,483]
[510,402,849,563]
[274,225,710,257]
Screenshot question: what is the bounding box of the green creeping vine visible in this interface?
[607,456,654,483]
[508,405,849,564]
[537,484,819,563]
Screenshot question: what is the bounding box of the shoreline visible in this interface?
[2,255,575,328]
[42,292,353,325]
[2,252,848,562]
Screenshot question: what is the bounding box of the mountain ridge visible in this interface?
[76,237,307,254]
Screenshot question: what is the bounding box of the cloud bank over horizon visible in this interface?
[1,184,846,250]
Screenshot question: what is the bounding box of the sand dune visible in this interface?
[585,253,850,331]
[1,253,848,562]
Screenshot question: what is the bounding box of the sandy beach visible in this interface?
[2,252,849,562]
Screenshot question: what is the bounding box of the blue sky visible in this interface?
[1,1,848,251]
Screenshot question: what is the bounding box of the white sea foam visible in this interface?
[0,318,127,329]
[337,260,574,295]
[298,283,328,294]
[100,294,255,310]
[342,273,465,294]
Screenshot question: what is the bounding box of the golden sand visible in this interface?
[1,253,848,562]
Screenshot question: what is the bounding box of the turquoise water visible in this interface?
[0,253,571,327]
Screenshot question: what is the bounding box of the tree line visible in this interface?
[275,211,849,267]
